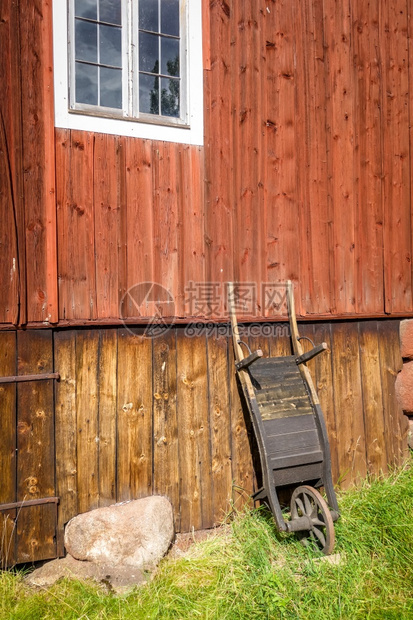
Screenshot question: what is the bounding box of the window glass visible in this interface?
[75,62,98,105]
[139,0,158,32]
[100,24,122,67]
[100,67,123,108]
[75,0,97,20]
[100,0,122,25]
[75,20,97,63]
[161,37,179,76]
[139,74,159,114]
[139,31,159,73]
[161,0,179,36]
[160,77,179,117]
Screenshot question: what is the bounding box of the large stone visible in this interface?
[25,554,146,594]
[400,319,413,359]
[65,496,174,570]
[395,360,413,414]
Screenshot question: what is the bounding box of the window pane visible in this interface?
[99,0,121,25]
[160,77,179,117]
[100,24,122,67]
[75,62,98,105]
[75,20,97,63]
[100,67,122,108]
[161,0,179,36]
[139,0,159,32]
[139,31,159,73]
[75,0,97,20]
[161,37,179,76]
[140,73,159,114]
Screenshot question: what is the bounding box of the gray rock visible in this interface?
[25,554,147,594]
[64,496,174,570]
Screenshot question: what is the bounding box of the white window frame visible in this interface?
[53,0,203,145]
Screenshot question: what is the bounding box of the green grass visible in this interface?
[1,460,412,620]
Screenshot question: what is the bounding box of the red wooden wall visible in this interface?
[1,0,413,326]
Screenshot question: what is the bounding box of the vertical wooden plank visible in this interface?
[232,0,266,317]
[56,130,96,320]
[323,0,356,314]
[176,331,212,531]
[204,0,234,317]
[179,146,205,316]
[0,331,17,567]
[16,330,55,563]
[0,0,27,325]
[311,323,339,484]
[331,323,367,487]
[358,322,388,476]
[353,3,384,314]
[117,329,153,501]
[206,334,233,525]
[54,329,77,556]
[228,337,254,509]
[97,329,117,507]
[94,135,121,319]
[265,0,301,308]
[0,118,19,324]
[152,142,180,317]
[152,330,180,531]
[123,138,154,318]
[294,0,332,315]
[75,330,99,514]
[381,1,411,314]
[378,320,408,466]
[20,0,57,323]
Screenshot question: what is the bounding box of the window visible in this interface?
[53,0,203,144]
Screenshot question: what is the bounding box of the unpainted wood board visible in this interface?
[97,329,117,507]
[20,0,57,323]
[123,138,154,318]
[152,331,180,530]
[16,330,56,563]
[0,331,17,503]
[323,0,356,314]
[358,322,388,476]
[331,323,367,486]
[176,331,212,531]
[353,3,384,314]
[380,1,412,313]
[0,331,17,567]
[57,130,96,319]
[204,0,234,312]
[94,135,121,319]
[311,323,339,482]
[116,329,153,501]
[265,0,301,305]
[206,334,233,525]
[75,330,99,514]
[54,329,77,556]
[228,339,255,509]
[378,320,408,466]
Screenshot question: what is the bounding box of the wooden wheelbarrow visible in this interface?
[228,281,339,554]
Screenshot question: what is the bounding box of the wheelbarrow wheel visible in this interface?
[290,485,335,555]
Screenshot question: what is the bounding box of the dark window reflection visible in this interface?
[76,62,98,105]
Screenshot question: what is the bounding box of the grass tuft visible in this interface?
[0,459,412,619]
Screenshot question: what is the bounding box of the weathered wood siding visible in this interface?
[1,1,413,325]
[0,320,408,564]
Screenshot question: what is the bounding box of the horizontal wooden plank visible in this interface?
[269,451,323,471]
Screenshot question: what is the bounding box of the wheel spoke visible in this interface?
[303,493,313,516]
[295,497,306,516]
[312,518,326,527]
[312,526,326,549]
